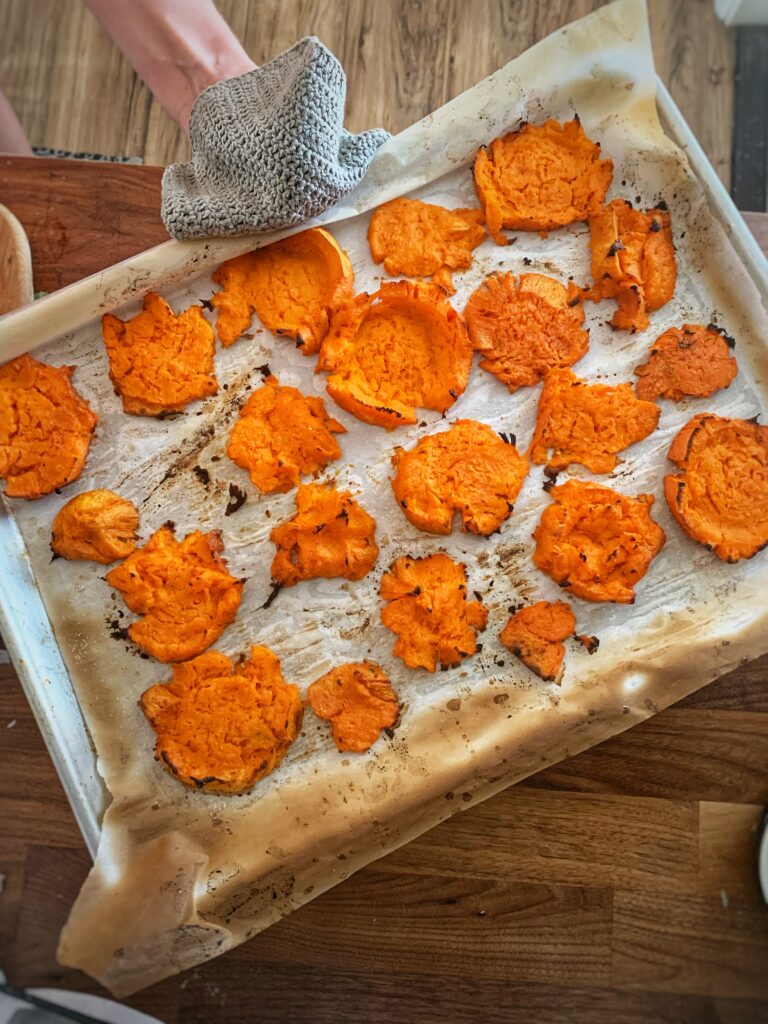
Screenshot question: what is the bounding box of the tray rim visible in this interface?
[1,76,766,861]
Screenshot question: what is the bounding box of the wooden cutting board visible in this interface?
[0,156,766,1024]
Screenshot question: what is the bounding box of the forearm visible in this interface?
[83,0,256,132]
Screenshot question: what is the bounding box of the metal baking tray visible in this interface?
[1,78,766,862]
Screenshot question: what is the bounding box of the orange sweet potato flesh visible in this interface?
[528,368,660,474]
[101,292,218,416]
[533,479,666,604]
[380,553,487,672]
[368,198,485,295]
[140,645,302,793]
[464,272,588,392]
[635,324,738,401]
[0,354,97,500]
[473,118,613,243]
[270,482,378,587]
[317,281,473,430]
[500,601,576,682]
[106,526,243,662]
[227,375,345,494]
[664,413,768,562]
[308,661,399,753]
[210,227,354,351]
[587,199,676,333]
[391,419,529,535]
[51,489,139,564]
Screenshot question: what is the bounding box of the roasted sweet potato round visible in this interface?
[227,375,346,494]
[51,489,139,564]
[210,227,354,351]
[318,281,473,429]
[270,482,378,587]
[664,413,768,562]
[473,118,613,243]
[140,646,302,793]
[307,661,399,753]
[391,419,529,535]
[101,292,218,416]
[380,553,487,672]
[464,272,588,392]
[587,199,676,333]
[368,197,485,294]
[533,479,666,604]
[0,354,97,500]
[634,323,738,401]
[500,601,576,682]
[528,368,660,474]
[106,525,243,662]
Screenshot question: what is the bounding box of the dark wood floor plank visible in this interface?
[520,710,768,803]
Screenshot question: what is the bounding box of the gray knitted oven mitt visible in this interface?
[161,37,390,240]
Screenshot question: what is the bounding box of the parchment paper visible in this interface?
[5,0,768,995]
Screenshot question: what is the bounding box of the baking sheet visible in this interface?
[1,0,767,996]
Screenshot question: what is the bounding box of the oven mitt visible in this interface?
[161,36,390,240]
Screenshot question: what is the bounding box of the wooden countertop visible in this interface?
[0,157,767,1024]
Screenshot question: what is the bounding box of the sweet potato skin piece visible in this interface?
[106,526,243,662]
[533,479,666,604]
[0,354,97,500]
[664,413,768,562]
[270,482,378,587]
[380,553,487,672]
[227,375,345,494]
[473,118,613,243]
[500,601,576,682]
[634,324,738,401]
[391,419,529,535]
[528,368,660,474]
[140,645,302,794]
[587,199,676,333]
[368,198,485,294]
[308,661,399,753]
[210,227,354,351]
[101,292,218,416]
[464,272,589,392]
[318,281,473,430]
[51,489,139,564]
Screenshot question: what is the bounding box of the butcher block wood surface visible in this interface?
[0,163,767,1021]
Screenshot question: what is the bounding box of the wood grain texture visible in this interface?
[0,0,737,198]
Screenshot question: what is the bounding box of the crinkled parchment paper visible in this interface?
[5,0,768,995]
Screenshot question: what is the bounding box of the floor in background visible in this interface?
[0,0,740,198]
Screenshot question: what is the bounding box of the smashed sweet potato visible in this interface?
[380,553,487,672]
[270,482,378,587]
[533,479,666,603]
[140,645,302,793]
[210,227,354,351]
[101,292,218,416]
[500,601,576,682]
[51,489,139,564]
[227,375,345,494]
[307,661,399,753]
[0,354,97,500]
[368,198,485,294]
[317,281,472,429]
[473,118,613,243]
[528,368,660,474]
[635,323,738,401]
[464,272,589,392]
[664,413,768,562]
[106,525,243,662]
[587,199,676,333]
[391,419,529,535]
